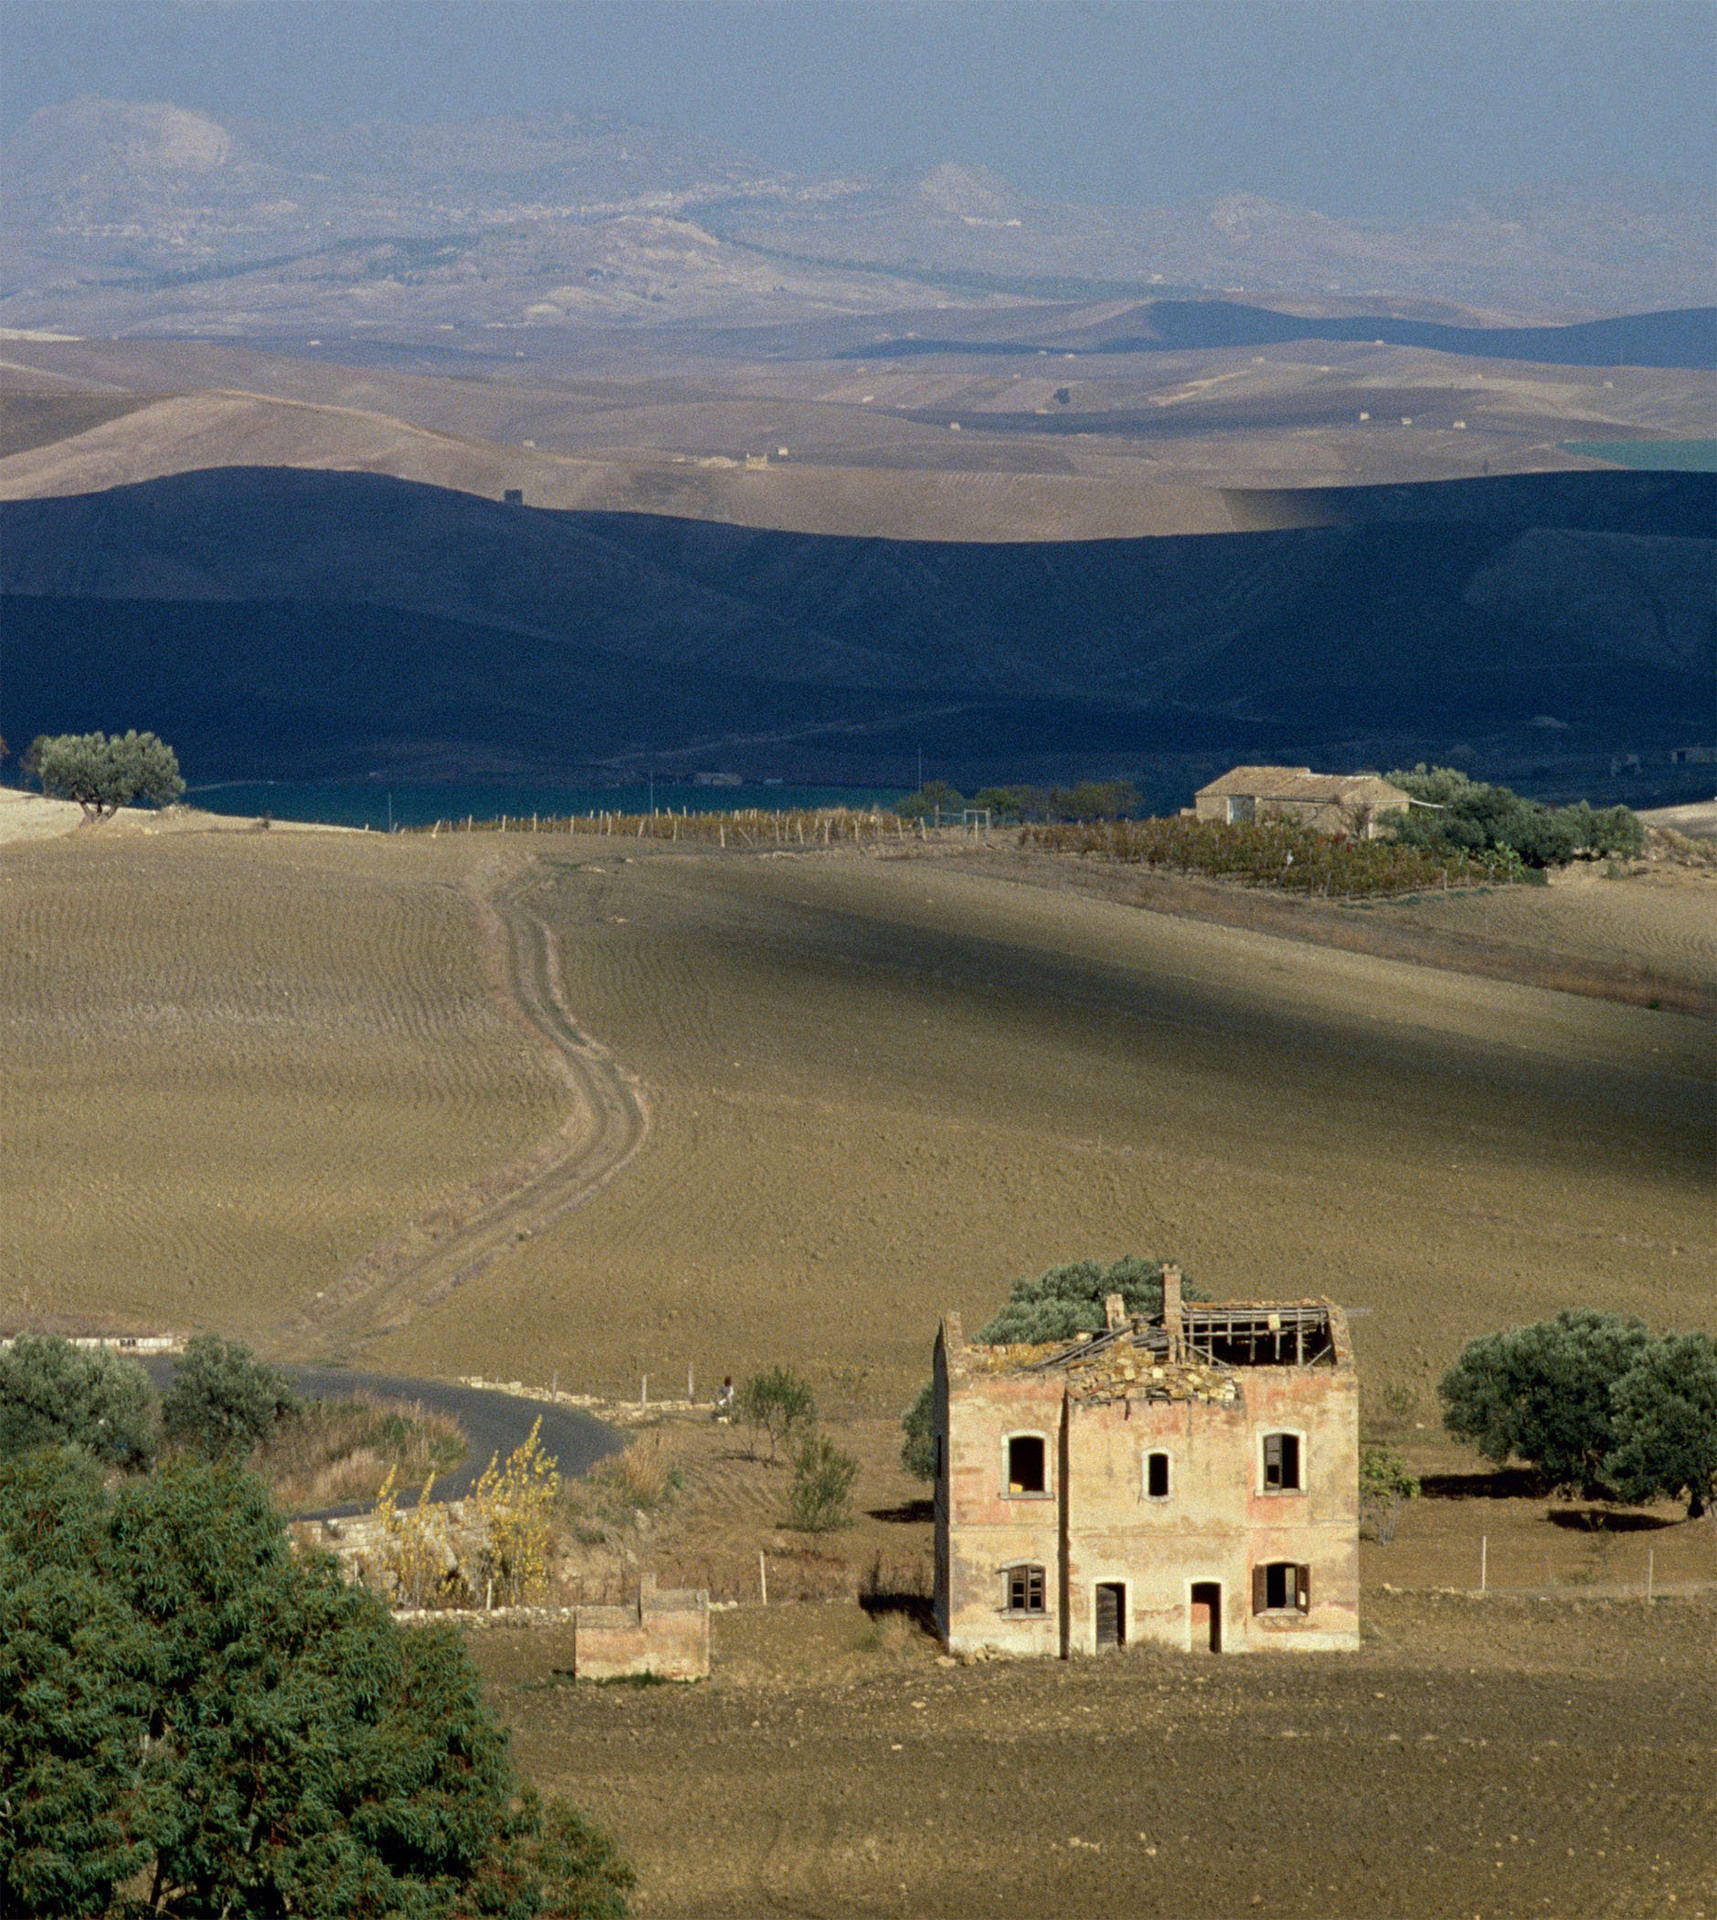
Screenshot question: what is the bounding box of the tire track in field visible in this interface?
[282,853,650,1354]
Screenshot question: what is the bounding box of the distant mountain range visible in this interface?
[848,302,1717,372]
[4,97,1712,334]
[3,465,1709,796]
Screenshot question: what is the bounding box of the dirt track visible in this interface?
[284,854,649,1353]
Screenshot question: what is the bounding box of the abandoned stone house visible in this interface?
[1193,765,1416,838]
[933,1271,1359,1657]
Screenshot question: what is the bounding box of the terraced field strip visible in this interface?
[287,856,650,1354]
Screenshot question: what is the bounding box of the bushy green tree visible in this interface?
[160,1332,299,1459]
[0,1453,633,1919]
[734,1366,817,1463]
[1438,1309,1655,1495]
[1604,1331,1717,1519]
[787,1431,860,1532]
[1358,1441,1420,1544]
[35,729,184,820]
[895,779,964,822]
[1387,765,1642,869]
[0,1333,157,1467]
[900,1380,936,1483]
[977,1255,1206,1346]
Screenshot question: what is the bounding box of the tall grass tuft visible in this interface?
[250,1393,467,1511]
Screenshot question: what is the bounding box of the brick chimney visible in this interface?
[1161,1265,1183,1358]
[1104,1292,1128,1332]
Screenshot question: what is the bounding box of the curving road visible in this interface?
[141,1356,620,1514]
[281,851,650,1354]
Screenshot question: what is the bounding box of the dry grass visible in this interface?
[249,1392,467,1511]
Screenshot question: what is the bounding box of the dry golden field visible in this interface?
[364,841,1713,1418]
[0,826,565,1344]
[5,818,1714,1918]
[3,823,1711,1410]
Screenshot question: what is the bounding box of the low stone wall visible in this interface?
[573,1574,710,1681]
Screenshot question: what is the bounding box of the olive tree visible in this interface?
[161,1333,299,1459]
[734,1366,816,1463]
[36,730,184,820]
[1438,1309,1655,1495]
[0,1334,157,1468]
[1604,1332,1717,1519]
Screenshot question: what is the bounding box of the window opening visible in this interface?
[1005,1565,1047,1614]
[1095,1582,1125,1650]
[1262,1431,1303,1491]
[1144,1450,1171,1499]
[1007,1434,1046,1494]
[1253,1562,1312,1614]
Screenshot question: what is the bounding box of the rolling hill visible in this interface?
[2,464,1709,793]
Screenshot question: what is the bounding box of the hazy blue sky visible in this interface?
[3,0,1712,216]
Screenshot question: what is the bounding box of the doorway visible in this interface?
[1095,1582,1125,1651]
[1190,1581,1222,1653]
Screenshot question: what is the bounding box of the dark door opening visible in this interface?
[1190,1581,1222,1653]
[1095,1582,1125,1651]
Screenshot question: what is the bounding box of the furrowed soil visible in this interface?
[362,839,1712,1415]
[4,820,1713,1916]
[0,827,566,1342]
[470,1590,1717,1919]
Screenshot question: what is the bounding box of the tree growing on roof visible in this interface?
[977,1255,1208,1346]
[900,1257,1209,1481]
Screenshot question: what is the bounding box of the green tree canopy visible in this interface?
[977,1255,1205,1346]
[0,1452,633,1919]
[36,730,184,820]
[0,1334,157,1468]
[161,1332,299,1459]
[1387,765,1642,867]
[899,1381,936,1483]
[1604,1331,1717,1519]
[733,1367,816,1464]
[1438,1309,1657,1496]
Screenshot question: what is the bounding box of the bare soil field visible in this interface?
[0,828,566,1343]
[469,1583,1717,1919]
[5,827,1709,1410]
[365,841,1712,1416]
[5,822,1712,1917]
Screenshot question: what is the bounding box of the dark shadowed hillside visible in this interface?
[1,466,1709,794]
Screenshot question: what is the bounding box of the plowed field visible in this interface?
[365,844,1712,1413]
[472,1590,1717,1919]
[0,829,565,1343]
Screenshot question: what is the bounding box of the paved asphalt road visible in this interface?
[141,1358,620,1515]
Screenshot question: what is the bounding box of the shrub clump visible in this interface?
[1021,814,1502,895]
[787,1431,860,1532]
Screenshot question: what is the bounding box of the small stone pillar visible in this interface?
[1162,1265,1183,1358]
[1104,1293,1128,1331]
